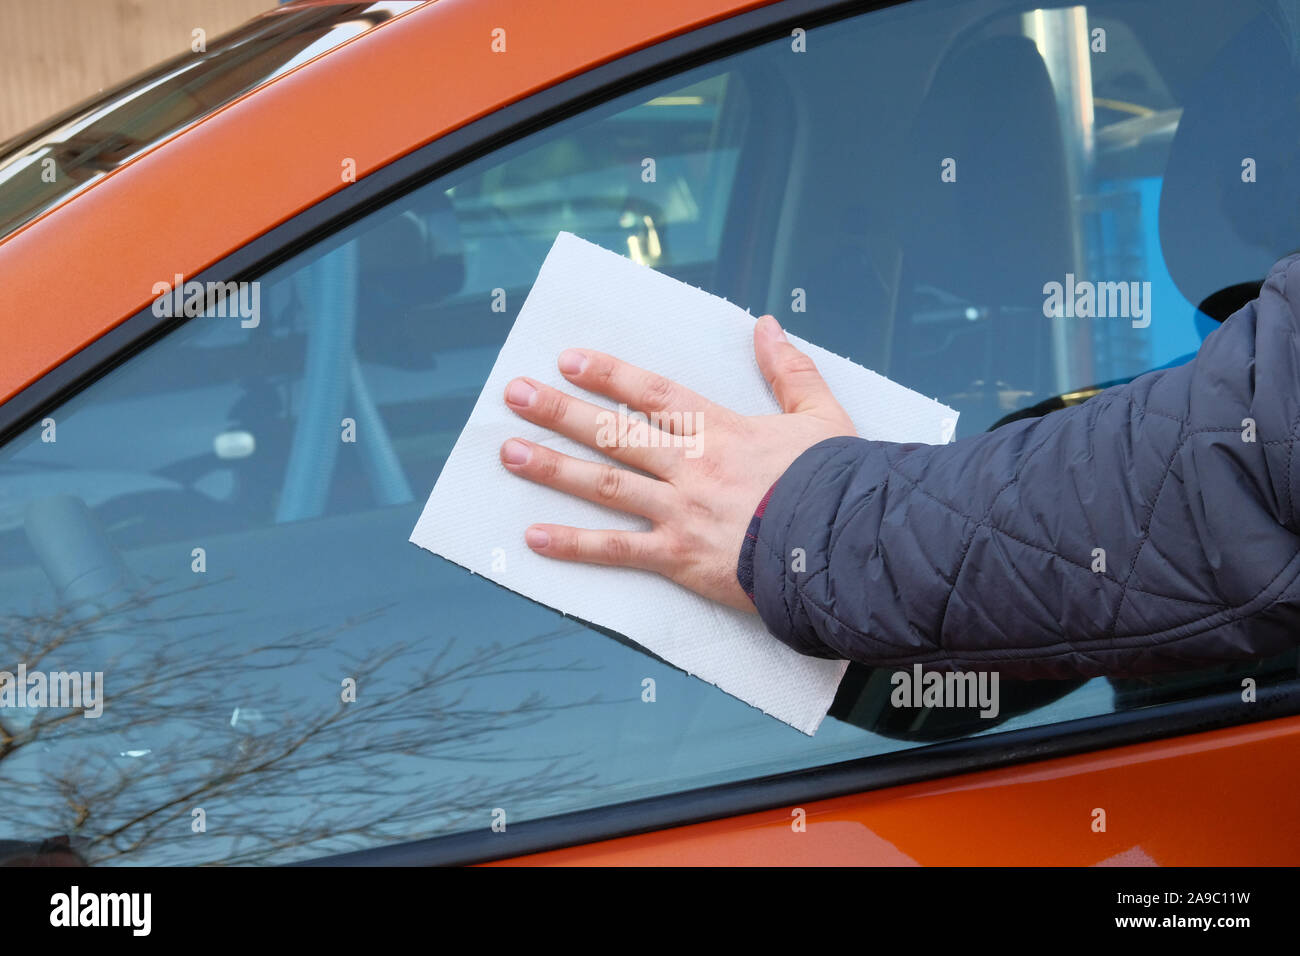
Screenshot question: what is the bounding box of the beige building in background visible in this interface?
[0,0,272,141]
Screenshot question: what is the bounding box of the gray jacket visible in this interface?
[742,254,1300,679]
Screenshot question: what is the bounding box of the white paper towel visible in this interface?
[410,232,958,734]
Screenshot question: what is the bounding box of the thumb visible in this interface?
[753,315,840,416]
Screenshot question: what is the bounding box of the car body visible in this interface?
[0,0,1297,866]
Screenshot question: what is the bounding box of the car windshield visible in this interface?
[0,2,421,242]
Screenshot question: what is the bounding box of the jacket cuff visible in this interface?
[745,436,876,659]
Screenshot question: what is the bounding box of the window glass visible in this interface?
[0,2,423,241]
[2,0,1297,865]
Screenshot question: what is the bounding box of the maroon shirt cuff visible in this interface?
[735,482,778,603]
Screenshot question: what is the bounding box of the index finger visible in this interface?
[556,349,731,434]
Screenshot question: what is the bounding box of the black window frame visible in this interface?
[1,0,1297,866]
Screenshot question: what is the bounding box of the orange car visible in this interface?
[0,0,1297,869]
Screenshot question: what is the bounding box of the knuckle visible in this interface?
[780,351,818,378]
[639,374,674,411]
[626,420,653,448]
[591,356,617,388]
[538,388,569,421]
[685,498,713,521]
[535,450,561,482]
[662,529,693,564]
[692,453,723,480]
[554,528,580,555]
[601,534,634,564]
[710,411,741,436]
[595,465,624,501]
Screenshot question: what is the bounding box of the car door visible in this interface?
[0,0,1297,866]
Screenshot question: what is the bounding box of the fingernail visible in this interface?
[558,349,587,375]
[759,315,786,341]
[525,527,550,549]
[502,439,530,465]
[506,379,537,406]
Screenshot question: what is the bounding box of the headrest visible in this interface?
[1159,11,1300,314]
[904,34,1073,307]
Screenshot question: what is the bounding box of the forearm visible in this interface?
[742,256,1300,678]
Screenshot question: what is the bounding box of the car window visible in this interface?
[2,0,1297,865]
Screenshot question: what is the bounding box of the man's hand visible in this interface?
[499,315,856,612]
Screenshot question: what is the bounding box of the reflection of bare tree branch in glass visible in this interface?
[0,581,607,865]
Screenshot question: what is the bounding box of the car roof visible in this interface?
[0,2,428,244]
[0,0,779,406]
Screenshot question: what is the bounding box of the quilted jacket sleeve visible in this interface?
[742,253,1300,679]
